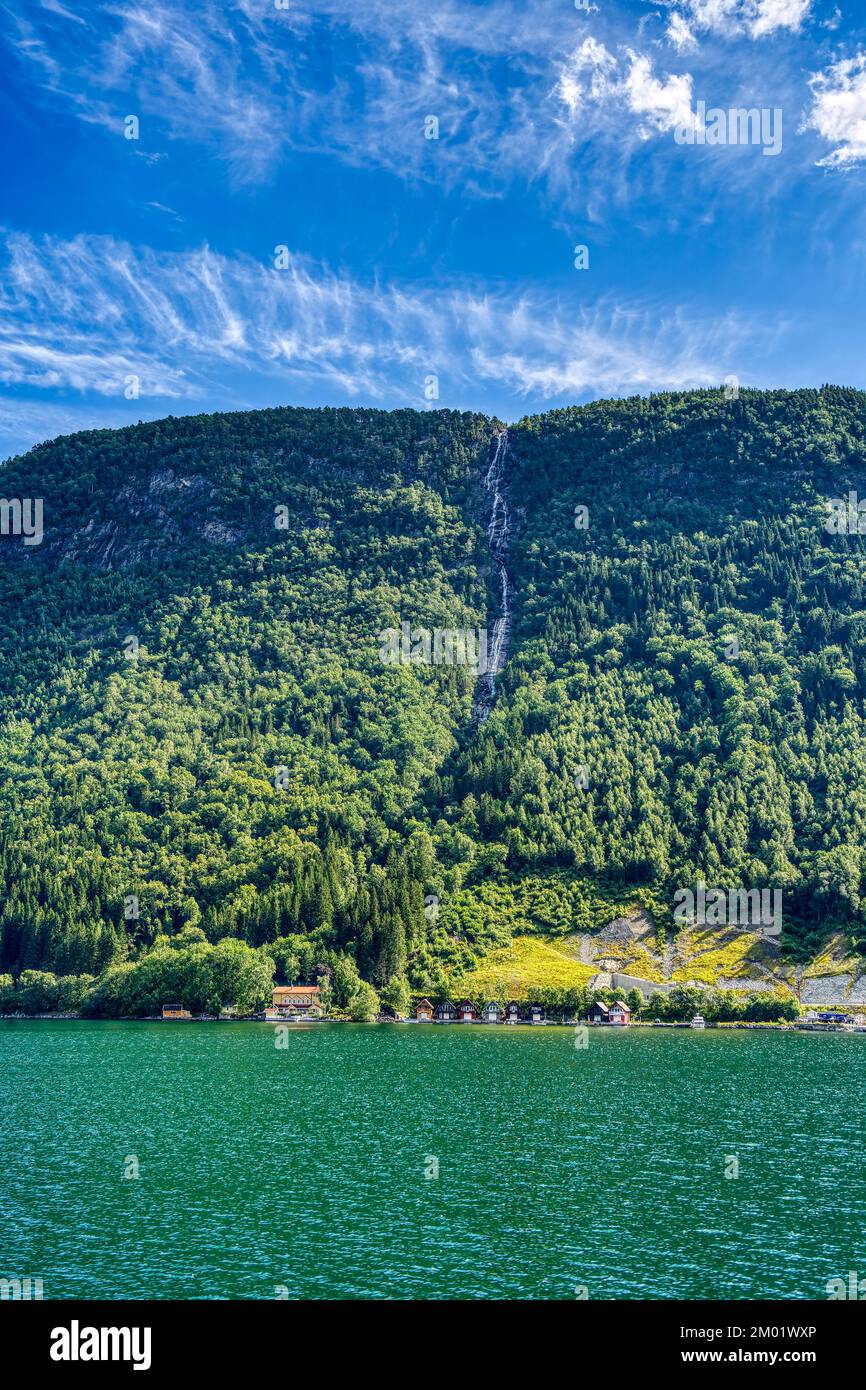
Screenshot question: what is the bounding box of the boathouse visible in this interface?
[435,1000,457,1022]
[587,1000,631,1025]
[481,1001,503,1023]
[457,999,478,1022]
[415,998,434,1021]
[504,1001,522,1023]
[162,1004,192,1019]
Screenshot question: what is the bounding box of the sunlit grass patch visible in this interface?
[449,934,596,999]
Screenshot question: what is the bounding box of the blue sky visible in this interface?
[1,0,866,456]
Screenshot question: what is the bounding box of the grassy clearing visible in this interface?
[670,928,780,986]
[671,928,758,983]
[449,935,596,999]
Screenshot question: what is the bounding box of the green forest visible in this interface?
[2,387,866,1015]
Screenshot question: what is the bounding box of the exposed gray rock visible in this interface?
[716,977,777,993]
[202,520,241,544]
[596,918,638,945]
[577,934,593,964]
[596,910,655,942]
[800,974,854,1006]
[844,975,866,1004]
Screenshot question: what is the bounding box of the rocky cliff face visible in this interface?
[58,469,242,570]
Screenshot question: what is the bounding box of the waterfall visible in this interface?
[472,429,513,723]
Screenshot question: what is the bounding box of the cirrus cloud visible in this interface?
[0,231,782,454]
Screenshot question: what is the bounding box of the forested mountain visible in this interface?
[3,388,866,1013]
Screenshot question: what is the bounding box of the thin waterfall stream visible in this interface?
[472,428,513,723]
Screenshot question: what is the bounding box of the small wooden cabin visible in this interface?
[587,1000,631,1025]
[162,1004,192,1020]
[526,1001,545,1024]
[415,998,434,1022]
[587,1001,610,1023]
[435,1000,457,1022]
[457,999,478,1023]
[504,1001,522,1023]
[481,1001,503,1023]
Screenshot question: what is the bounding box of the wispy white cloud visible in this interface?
[4,0,554,185]
[469,300,767,397]
[1,0,808,210]
[660,0,812,47]
[3,0,301,180]
[750,0,811,39]
[0,230,783,454]
[803,52,866,167]
[625,52,696,135]
[555,39,695,137]
[554,38,619,119]
[667,12,700,53]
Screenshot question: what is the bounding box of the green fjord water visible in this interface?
[1,1021,865,1301]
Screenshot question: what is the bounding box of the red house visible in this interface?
[457,999,478,1022]
[587,1000,631,1025]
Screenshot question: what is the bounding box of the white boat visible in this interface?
[690,1015,706,1028]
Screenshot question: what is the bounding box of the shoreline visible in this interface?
[1,1014,863,1033]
